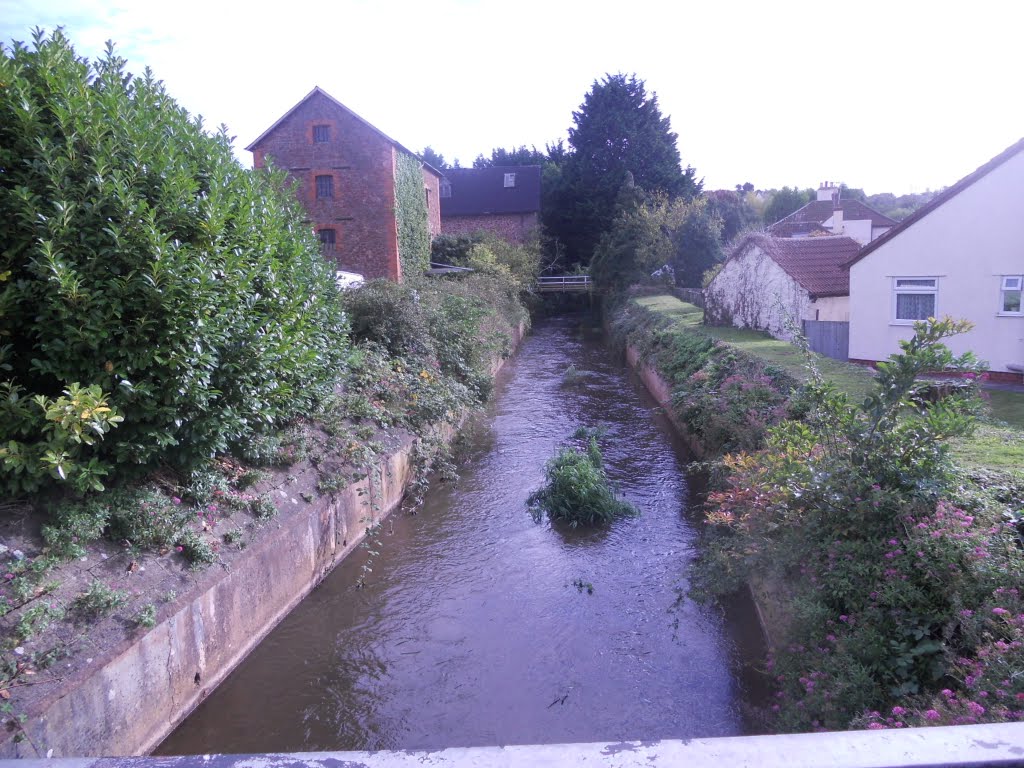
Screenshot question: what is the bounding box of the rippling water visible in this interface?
[158,315,747,754]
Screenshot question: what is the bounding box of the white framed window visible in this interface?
[892,277,937,324]
[503,172,516,188]
[1000,275,1022,315]
[440,178,451,198]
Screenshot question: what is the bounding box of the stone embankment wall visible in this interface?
[2,323,526,759]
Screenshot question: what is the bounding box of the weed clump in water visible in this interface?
[528,435,637,527]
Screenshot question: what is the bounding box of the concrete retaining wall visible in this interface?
[2,323,527,759]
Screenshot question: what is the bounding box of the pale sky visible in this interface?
[2,0,1022,195]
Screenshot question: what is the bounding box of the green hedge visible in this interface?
[0,30,348,493]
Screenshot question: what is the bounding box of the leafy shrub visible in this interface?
[0,30,348,495]
[72,580,127,618]
[528,436,637,527]
[694,318,1022,731]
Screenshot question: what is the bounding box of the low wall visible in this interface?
[3,323,528,759]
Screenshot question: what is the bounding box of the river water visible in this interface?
[158,314,750,754]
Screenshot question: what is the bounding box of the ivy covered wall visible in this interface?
[394,152,431,277]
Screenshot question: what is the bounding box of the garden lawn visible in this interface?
[633,294,1024,475]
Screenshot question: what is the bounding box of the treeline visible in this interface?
[426,83,940,289]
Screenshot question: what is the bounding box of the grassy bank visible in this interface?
[611,293,1024,733]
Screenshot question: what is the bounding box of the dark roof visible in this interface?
[727,233,862,298]
[769,199,897,237]
[847,135,1024,267]
[245,86,443,178]
[440,166,542,217]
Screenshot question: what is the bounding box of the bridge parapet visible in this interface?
[537,275,591,293]
[16,723,1024,768]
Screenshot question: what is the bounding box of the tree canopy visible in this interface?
[473,145,548,168]
[544,74,701,267]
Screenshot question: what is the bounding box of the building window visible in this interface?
[1001,275,1023,314]
[440,178,451,198]
[315,175,333,199]
[503,172,516,188]
[318,228,336,252]
[893,277,937,323]
[425,188,431,207]
[313,125,330,143]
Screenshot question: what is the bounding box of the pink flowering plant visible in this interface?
[696,318,1024,731]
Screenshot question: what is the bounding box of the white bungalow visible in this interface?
[847,138,1024,381]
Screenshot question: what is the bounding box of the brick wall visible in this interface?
[441,212,539,243]
[250,91,400,280]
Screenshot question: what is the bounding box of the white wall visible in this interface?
[810,295,849,322]
[705,244,811,341]
[822,216,873,245]
[849,150,1024,372]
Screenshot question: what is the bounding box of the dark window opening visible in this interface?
[313,125,330,143]
[315,175,333,199]
[318,228,336,252]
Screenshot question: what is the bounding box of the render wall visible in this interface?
[704,245,812,341]
[849,150,1024,374]
[251,92,400,280]
[441,212,539,243]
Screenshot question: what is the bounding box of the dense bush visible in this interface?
[430,232,542,294]
[528,436,637,527]
[695,319,1024,730]
[0,31,348,493]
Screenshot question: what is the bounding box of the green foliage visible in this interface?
[0,30,348,493]
[341,272,528,430]
[134,603,157,628]
[72,580,127,618]
[473,145,548,168]
[177,529,216,568]
[545,73,701,265]
[670,197,724,289]
[528,436,637,527]
[591,190,723,292]
[695,318,1013,730]
[394,153,431,276]
[430,233,542,294]
[14,602,63,642]
[419,146,448,170]
[608,297,798,452]
[763,186,811,225]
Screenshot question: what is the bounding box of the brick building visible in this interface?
[440,166,541,243]
[247,87,442,281]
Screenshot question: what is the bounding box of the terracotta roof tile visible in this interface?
[769,199,897,236]
[728,233,861,298]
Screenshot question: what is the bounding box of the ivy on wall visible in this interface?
[394,152,431,277]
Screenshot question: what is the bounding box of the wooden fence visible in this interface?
[802,319,849,361]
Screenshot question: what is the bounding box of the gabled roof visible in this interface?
[245,86,443,178]
[847,135,1024,267]
[727,233,861,298]
[440,166,542,217]
[769,199,897,237]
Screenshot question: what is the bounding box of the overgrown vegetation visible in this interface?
[394,152,432,276]
[0,30,348,496]
[695,318,1024,731]
[609,295,801,452]
[528,433,637,527]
